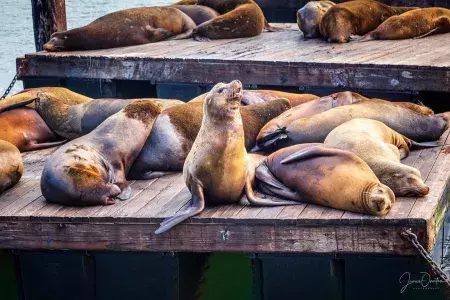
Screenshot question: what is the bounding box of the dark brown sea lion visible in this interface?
[128,97,291,179]
[297,1,335,38]
[170,5,220,25]
[258,98,448,151]
[255,143,395,215]
[189,89,318,107]
[255,91,365,150]
[324,119,432,197]
[0,108,64,152]
[154,81,297,234]
[41,100,162,206]
[359,7,450,41]
[43,7,197,51]
[319,0,418,43]
[0,141,23,194]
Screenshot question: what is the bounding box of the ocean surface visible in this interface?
[0,0,172,96]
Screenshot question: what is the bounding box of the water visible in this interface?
[0,0,172,96]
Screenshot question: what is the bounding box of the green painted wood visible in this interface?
[0,251,18,300]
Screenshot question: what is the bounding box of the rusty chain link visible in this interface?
[401,228,450,287]
[1,60,26,100]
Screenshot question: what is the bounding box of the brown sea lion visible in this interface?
[255,143,395,216]
[319,0,418,43]
[170,5,220,25]
[44,7,197,51]
[154,81,298,234]
[189,89,318,106]
[128,97,291,179]
[255,91,366,151]
[0,108,64,152]
[0,141,23,194]
[258,98,448,151]
[41,100,162,206]
[297,1,335,38]
[359,7,450,41]
[0,87,91,112]
[324,118,432,197]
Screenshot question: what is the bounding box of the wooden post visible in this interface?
[31,0,67,51]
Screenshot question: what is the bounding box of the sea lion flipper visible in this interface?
[155,180,205,234]
[281,145,338,164]
[193,34,211,42]
[409,140,442,148]
[264,19,284,32]
[255,164,286,190]
[257,127,288,149]
[168,28,194,40]
[115,184,132,201]
[245,179,300,207]
[413,28,439,39]
[26,140,67,151]
[0,98,37,113]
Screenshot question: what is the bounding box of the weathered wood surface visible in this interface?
[17,24,450,92]
[0,129,448,254]
[31,0,67,51]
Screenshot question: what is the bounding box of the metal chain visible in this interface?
[0,60,26,100]
[401,228,450,287]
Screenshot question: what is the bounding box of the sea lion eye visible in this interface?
[218,87,225,93]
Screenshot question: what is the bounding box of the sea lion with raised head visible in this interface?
[359,7,450,41]
[154,80,298,234]
[0,141,23,194]
[324,119,433,197]
[0,108,64,152]
[41,100,162,206]
[258,98,448,151]
[170,5,220,25]
[256,143,395,215]
[297,1,335,38]
[128,97,291,179]
[319,0,418,43]
[44,7,197,51]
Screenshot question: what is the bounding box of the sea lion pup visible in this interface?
[359,7,450,41]
[297,1,335,38]
[255,144,395,216]
[128,98,291,179]
[0,108,64,152]
[189,90,318,106]
[170,5,220,25]
[43,7,197,51]
[154,81,298,234]
[255,91,366,150]
[258,98,448,151]
[319,0,418,43]
[0,141,23,194]
[324,119,431,197]
[41,100,162,206]
[0,87,91,112]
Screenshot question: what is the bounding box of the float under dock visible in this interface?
[17,25,450,93]
[0,129,449,255]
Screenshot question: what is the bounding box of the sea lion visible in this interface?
[297,1,335,38]
[154,80,297,234]
[258,98,448,151]
[359,7,450,41]
[128,97,291,179]
[170,5,220,25]
[255,143,395,216]
[255,91,366,150]
[0,141,23,194]
[319,0,418,43]
[324,118,431,197]
[0,87,91,112]
[0,108,64,152]
[41,100,162,206]
[43,7,197,51]
[189,89,318,106]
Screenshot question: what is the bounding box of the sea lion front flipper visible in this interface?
[245,179,300,206]
[0,98,37,113]
[264,19,285,32]
[168,28,194,40]
[280,145,338,164]
[192,34,211,42]
[155,180,205,234]
[115,184,132,201]
[409,140,442,148]
[26,140,67,151]
[413,28,439,39]
[255,163,286,190]
[257,127,288,150]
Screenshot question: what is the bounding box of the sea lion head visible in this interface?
[297,1,334,38]
[389,168,430,197]
[320,8,354,43]
[204,80,243,118]
[44,32,70,52]
[361,182,395,216]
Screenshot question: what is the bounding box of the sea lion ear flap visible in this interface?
[280,145,339,164]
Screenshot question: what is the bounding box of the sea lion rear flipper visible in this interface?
[115,183,132,200]
[255,164,286,190]
[264,19,284,32]
[0,98,37,113]
[281,145,338,164]
[245,179,300,206]
[155,180,205,234]
[168,28,194,40]
[131,171,175,180]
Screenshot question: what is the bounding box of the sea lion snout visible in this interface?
[44,33,66,52]
[364,183,395,216]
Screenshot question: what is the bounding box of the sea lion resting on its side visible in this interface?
[0,141,23,194]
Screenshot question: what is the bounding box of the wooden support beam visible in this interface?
[31,0,67,51]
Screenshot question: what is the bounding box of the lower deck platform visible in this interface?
[0,129,449,255]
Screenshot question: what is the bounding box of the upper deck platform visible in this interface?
[17,24,450,93]
[0,129,448,255]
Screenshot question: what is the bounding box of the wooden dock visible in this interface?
[0,128,448,255]
[17,25,450,93]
